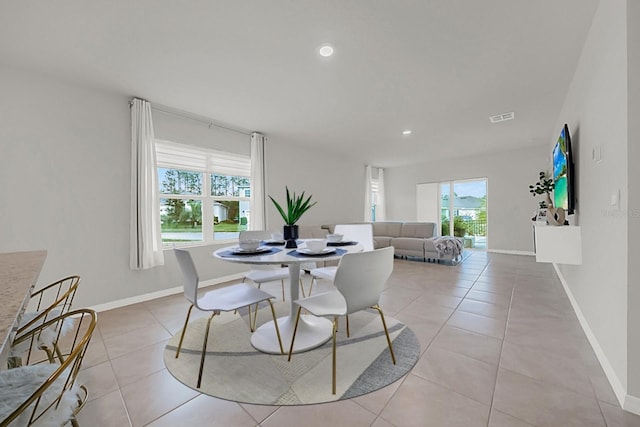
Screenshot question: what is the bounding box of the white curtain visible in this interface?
[377,168,387,221]
[364,165,373,222]
[250,133,266,230]
[130,99,164,269]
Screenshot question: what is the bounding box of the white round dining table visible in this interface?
[213,240,363,354]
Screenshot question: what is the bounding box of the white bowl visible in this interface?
[239,239,261,251]
[327,233,344,243]
[305,239,327,252]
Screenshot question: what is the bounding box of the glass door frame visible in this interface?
[439,177,488,250]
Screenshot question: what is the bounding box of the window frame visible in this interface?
[155,140,251,247]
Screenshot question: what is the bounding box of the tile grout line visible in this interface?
[479,258,522,427]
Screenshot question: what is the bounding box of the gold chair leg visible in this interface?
[281,280,285,302]
[308,278,315,296]
[198,312,217,388]
[346,315,350,337]
[287,307,303,361]
[332,316,338,395]
[372,305,396,365]
[252,303,261,331]
[299,278,306,298]
[267,300,284,354]
[175,304,195,358]
[247,303,255,332]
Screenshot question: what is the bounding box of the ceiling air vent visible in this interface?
[489,111,515,123]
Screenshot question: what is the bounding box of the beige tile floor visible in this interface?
[75,252,640,426]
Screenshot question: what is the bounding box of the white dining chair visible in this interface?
[308,223,374,295]
[173,249,284,388]
[288,246,396,394]
[240,230,307,300]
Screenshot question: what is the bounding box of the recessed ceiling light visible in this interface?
[402,130,412,135]
[318,45,334,57]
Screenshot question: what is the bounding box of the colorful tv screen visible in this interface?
[552,124,574,214]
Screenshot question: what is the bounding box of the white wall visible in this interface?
[384,144,549,253]
[552,0,635,407]
[265,137,365,229]
[627,0,640,401]
[0,64,364,308]
[416,183,440,223]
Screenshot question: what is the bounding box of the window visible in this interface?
[156,140,251,245]
[371,178,379,221]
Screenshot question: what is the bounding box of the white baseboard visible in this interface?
[88,273,245,313]
[552,264,638,414]
[487,249,535,256]
[625,395,640,415]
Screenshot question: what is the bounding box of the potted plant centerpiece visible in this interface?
[269,187,317,248]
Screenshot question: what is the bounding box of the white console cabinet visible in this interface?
[533,223,582,264]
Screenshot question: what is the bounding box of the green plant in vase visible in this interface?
[529,171,555,209]
[269,187,317,248]
[528,171,566,225]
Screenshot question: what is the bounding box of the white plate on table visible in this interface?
[297,247,336,255]
[231,246,272,254]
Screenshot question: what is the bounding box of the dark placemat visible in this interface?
[218,247,282,258]
[327,241,358,247]
[262,241,285,246]
[287,248,347,258]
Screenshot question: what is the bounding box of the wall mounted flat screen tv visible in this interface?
[552,123,575,215]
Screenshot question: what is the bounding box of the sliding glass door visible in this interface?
[439,178,487,249]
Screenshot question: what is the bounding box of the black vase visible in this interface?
[283,225,299,248]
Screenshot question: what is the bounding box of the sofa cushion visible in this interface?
[391,237,425,257]
[372,222,403,238]
[373,237,392,249]
[400,222,437,238]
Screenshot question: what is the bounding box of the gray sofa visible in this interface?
[320,222,463,263]
[371,221,462,262]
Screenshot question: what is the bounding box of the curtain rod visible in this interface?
[130,98,253,136]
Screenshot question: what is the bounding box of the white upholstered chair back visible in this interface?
[333,246,394,314]
[174,249,200,307]
[334,224,374,251]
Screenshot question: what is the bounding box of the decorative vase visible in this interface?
[545,193,553,209]
[547,207,566,226]
[544,192,566,226]
[283,225,299,248]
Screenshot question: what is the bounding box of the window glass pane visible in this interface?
[211,174,250,197]
[453,180,487,248]
[158,168,202,195]
[160,198,203,243]
[440,183,451,236]
[213,200,250,240]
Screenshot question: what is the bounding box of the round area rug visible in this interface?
[163,302,420,405]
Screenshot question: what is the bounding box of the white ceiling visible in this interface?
[0,0,599,167]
